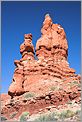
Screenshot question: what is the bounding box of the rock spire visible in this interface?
[36,14,68,60]
[8,15,80,97]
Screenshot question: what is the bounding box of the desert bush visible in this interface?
[35,112,57,122]
[75,110,81,121]
[67,100,73,105]
[76,110,81,115]
[50,86,57,91]
[20,115,27,122]
[69,81,80,87]
[10,112,17,119]
[59,109,75,119]
[34,109,78,122]
[78,83,81,88]
[23,92,35,99]
[50,86,59,91]
[1,116,7,121]
[20,112,29,122]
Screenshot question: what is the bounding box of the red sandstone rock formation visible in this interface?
[36,14,68,60]
[1,14,81,121]
[20,33,34,61]
[8,34,35,96]
[8,14,81,97]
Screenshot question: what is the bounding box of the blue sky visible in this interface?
[1,1,81,93]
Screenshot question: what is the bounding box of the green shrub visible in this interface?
[59,110,75,119]
[20,112,29,122]
[23,92,35,99]
[67,100,73,105]
[20,115,27,122]
[50,86,59,91]
[1,116,7,121]
[22,112,29,116]
[46,112,58,121]
[10,112,17,119]
[78,84,81,88]
[76,110,81,115]
[35,112,57,122]
[69,81,80,87]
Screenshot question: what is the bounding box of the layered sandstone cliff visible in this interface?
[8,14,80,97]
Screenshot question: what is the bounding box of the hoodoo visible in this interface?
[8,14,80,97]
[1,14,81,122]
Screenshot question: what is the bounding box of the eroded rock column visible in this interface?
[8,34,35,97]
[35,14,76,79]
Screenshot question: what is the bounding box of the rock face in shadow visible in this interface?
[8,14,81,97]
